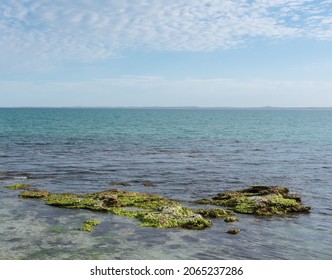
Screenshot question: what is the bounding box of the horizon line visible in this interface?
[1,106,332,110]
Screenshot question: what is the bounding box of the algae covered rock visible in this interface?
[79,219,101,232]
[194,208,233,218]
[137,205,211,229]
[18,188,211,230]
[224,217,239,223]
[4,183,31,190]
[19,189,51,198]
[227,228,240,235]
[196,185,310,216]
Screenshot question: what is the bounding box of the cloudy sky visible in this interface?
[1,0,332,107]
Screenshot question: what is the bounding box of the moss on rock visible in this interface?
[196,185,310,216]
[194,208,233,218]
[19,189,50,198]
[137,206,212,229]
[4,183,31,190]
[224,217,239,223]
[18,188,211,230]
[79,219,101,232]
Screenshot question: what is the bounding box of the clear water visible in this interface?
[0,108,331,259]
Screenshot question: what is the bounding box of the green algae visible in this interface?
[19,189,51,198]
[194,208,233,218]
[46,193,83,207]
[224,217,239,223]
[196,185,310,216]
[15,184,310,233]
[136,206,212,229]
[3,183,31,190]
[18,189,211,230]
[79,219,101,232]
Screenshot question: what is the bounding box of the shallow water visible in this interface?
[0,108,331,259]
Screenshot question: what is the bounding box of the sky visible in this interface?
[0,0,332,107]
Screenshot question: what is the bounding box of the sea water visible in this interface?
[0,108,331,259]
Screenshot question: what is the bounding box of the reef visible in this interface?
[18,189,212,230]
[79,219,101,232]
[196,185,311,216]
[10,183,311,234]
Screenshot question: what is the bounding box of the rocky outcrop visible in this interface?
[19,188,211,230]
[196,185,310,216]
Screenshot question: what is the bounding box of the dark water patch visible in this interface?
[181,235,200,243]
[243,162,263,166]
[168,244,181,250]
[7,238,24,243]
[225,179,244,184]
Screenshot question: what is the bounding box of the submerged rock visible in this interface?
[18,188,211,230]
[224,217,239,223]
[142,181,157,187]
[15,184,310,233]
[78,219,101,232]
[108,181,131,187]
[19,189,50,198]
[138,205,211,229]
[3,183,31,190]
[227,228,241,235]
[196,185,310,216]
[194,208,233,218]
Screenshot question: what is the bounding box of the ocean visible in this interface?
[0,108,331,259]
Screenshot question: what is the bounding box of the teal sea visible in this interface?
[0,108,331,259]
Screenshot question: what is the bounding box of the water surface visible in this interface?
[0,108,331,259]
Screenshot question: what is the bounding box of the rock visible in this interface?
[196,185,310,216]
[78,219,101,232]
[224,217,239,223]
[138,205,212,229]
[108,181,131,187]
[142,181,157,187]
[102,195,121,207]
[4,183,31,190]
[194,208,234,218]
[18,188,212,230]
[20,172,32,179]
[19,189,50,198]
[227,228,240,235]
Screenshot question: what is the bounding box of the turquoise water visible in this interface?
[0,108,331,259]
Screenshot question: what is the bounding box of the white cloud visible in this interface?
[0,0,332,68]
